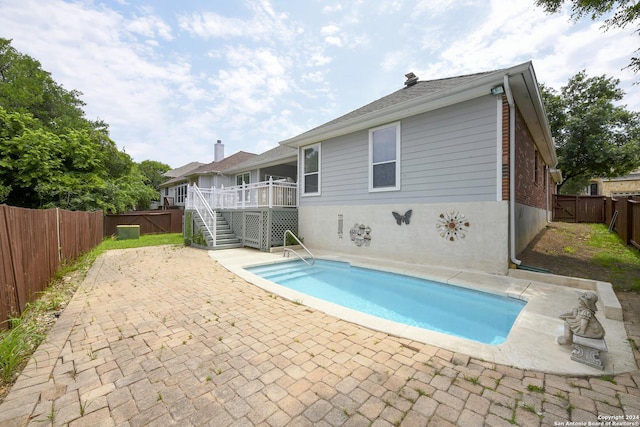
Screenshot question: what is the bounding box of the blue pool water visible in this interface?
[247,260,526,345]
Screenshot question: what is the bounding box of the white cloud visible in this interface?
[322,4,343,14]
[308,50,333,67]
[321,24,340,36]
[178,12,253,39]
[324,36,343,47]
[126,14,173,40]
[178,0,299,43]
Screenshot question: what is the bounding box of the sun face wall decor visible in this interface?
[436,211,470,241]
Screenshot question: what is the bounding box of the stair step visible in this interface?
[190,209,243,250]
[210,243,243,250]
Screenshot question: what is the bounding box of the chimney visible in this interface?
[214,140,225,162]
[404,72,418,87]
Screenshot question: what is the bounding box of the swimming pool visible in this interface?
[246,259,526,345]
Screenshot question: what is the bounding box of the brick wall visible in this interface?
[501,97,553,208]
[514,107,548,209]
[501,98,510,201]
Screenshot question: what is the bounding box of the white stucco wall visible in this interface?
[515,203,549,255]
[298,201,510,274]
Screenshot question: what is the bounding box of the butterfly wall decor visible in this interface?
[392,209,412,225]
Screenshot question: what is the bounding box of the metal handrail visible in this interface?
[283,230,315,265]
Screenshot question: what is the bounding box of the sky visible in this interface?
[0,0,638,169]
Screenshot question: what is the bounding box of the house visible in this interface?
[160,162,204,208]
[182,143,299,249]
[275,61,561,274]
[588,168,640,197]
[160,141,256,209]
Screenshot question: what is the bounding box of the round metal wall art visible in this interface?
[436,211,470,241]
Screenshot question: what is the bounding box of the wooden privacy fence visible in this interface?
[553,194,640,250]
[552,195,606,223]
[605,197,640,250]
[103,210,183,236]
[0,205,103,329]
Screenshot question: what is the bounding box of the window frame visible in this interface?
[236,172,250,186]
[369,122,401,192]
[301,143,321,196]
[176,183,188,204]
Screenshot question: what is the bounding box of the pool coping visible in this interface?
[208,248,636,376]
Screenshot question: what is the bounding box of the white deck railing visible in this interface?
[186,178,297,210]
[187,183,217,246]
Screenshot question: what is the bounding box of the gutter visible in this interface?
[504,74,521,267]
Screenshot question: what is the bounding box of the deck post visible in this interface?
[269,177,274,209]
[242,180,246,210]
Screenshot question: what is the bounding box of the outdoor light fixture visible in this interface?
[491,85,505,96]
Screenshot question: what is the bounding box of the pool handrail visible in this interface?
[283,230,315,266]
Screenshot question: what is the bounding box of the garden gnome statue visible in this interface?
[556,291,605,345]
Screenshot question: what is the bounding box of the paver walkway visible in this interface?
[0,246,639,426]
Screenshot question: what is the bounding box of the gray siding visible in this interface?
[300,95,498,206]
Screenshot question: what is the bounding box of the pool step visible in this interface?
[263,271,313,283]
[249,262,317,282]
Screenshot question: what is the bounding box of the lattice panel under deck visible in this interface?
[270,210,298,246]
[243,212,263,249]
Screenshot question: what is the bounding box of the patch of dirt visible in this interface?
[518,222,639,291]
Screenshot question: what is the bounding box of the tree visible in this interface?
[0,106,157,211]
[540,71,640,193]
[138,160,171,192]
[0,38,160,213]
[535,0,640,72]
[0,38,88,131]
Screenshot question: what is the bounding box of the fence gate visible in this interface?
[104,210,183,236]
[553,195,605,223]
[553,195,577,222]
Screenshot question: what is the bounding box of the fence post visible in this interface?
[56,207,62,262]
[627,197,634,245]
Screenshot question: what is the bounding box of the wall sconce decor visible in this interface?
[436,211,470,241]
[350,223,372,247]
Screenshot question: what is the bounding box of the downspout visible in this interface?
[504,75,521,267]
[545,165,551,223]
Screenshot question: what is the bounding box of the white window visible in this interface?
[301,144,320,195]
[236,172,250,186]
[176,184,188,204]
[369,122,401,191]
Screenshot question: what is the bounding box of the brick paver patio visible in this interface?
[0,245,638,426]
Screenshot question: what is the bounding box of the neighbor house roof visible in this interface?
[164,162,205,178]
[160,152,258,187]
[161,162,206,187]
[186,151,257,177]
[280,61,556,167]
